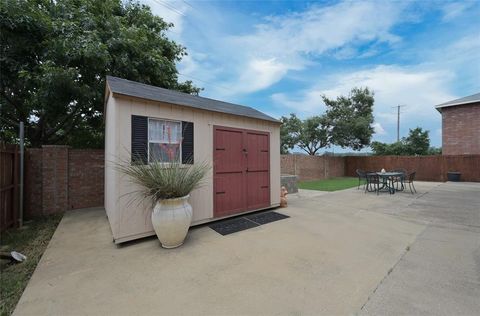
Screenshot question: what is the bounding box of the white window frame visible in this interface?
[147,117,182,164]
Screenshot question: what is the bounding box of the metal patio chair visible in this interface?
[404,171,417,194]
[356,169,367,190]
[365,172,380,195]
[392,168,407,191]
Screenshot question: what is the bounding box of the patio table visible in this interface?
[367,172,404,194]
[378,172,404,194]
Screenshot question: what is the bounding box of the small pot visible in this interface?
[151,195,192,248]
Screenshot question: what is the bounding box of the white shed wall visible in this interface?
[105,92,281,243]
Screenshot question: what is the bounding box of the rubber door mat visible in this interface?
[209,211,289,236]
[245,211,289,225]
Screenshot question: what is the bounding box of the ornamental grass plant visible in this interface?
[116,154,209,205]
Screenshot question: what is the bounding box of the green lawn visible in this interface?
[0,214,63,316]
[298,177,360,191]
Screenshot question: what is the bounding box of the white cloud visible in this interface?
[373,122,387,135]
[276,65,455,116]
[222,1,406,94]
[271,64,457,142]
[232,58,290,94]
[234,1,402,58]
[441,1,475,21]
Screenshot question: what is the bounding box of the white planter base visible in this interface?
[151,195,192,249]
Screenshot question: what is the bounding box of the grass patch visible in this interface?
[0,214,63,316]
[298,177,360,191]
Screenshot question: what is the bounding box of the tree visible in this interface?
[280,114,301,154]
[403,127,430,155]
[322,87,375,150]
[0,0,200,148]
[280,87,374,155]
[280,113,329,155]
[371,127,438,156]
[371,141,406,156]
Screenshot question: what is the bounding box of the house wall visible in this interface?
[105,92,281,243]
[442,103,480,155]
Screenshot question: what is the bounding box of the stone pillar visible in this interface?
[41,145,69,214]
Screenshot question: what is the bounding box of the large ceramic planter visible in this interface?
[151,195,192,248]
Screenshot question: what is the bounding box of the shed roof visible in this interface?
[435,92,480,112]
[106,76,280,123]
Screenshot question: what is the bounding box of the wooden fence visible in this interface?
[281,154,480,182]
[0,142,19,230]
[345,155,480,182]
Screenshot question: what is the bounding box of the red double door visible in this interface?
[213,126,270,218]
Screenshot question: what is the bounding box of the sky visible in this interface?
[142,0,480,152]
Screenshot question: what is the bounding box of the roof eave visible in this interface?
[109,91,282,124]
[435,100,480,112]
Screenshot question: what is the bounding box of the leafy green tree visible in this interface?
[280,113,329,155]
[280,114,302,154]
[427,147,442,155]
[371,141,406,155]
[323,87,375,150]
[371,127,438,156]
[280,87,374,155]
[0,0,200,148]
[403,127,430,155]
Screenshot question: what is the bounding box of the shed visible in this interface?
[104,76,281,243]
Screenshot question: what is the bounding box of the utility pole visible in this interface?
[393,105,406,142]
[396,106,400,142]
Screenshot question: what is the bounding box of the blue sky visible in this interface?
[143,0,480,152]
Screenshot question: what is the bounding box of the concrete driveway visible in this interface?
[14,181,480,315]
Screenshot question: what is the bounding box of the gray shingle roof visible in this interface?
[106,76,280,123]
[435,92,480,112]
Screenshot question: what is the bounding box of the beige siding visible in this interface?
[105,93,281,243]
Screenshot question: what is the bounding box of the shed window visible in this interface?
[148,118,182,163]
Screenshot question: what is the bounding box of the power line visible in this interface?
[153,0,185,17]
[182,0,195,10]
[178,72,231,92]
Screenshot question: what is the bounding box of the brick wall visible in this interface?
[23,149,478,217]
[68,149,104,210]
[442,103,480,155]
[281,154,345,181]
[42,146,69,214]
[24,149,42,218]
[24,146,104,217]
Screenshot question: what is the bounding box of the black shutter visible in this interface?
[182,121,194,164]
[131,115,148,164]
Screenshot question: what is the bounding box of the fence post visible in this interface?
[19,122,24,227]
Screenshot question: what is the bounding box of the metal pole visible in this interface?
[397,105,400,142]
[19,121,24,227]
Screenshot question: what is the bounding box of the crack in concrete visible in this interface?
[358,224,430,313]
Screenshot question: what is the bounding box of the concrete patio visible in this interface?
[14,181,480,315]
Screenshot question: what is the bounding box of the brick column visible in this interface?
[41,145,69,214]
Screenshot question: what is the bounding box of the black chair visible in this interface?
[356,169,367,190]
[365,173,380,195]
[404,171,417,194]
